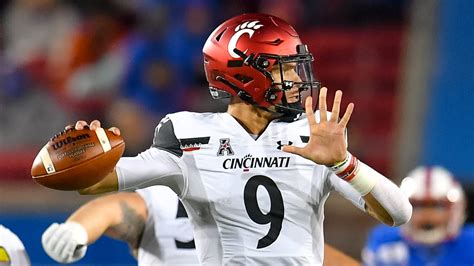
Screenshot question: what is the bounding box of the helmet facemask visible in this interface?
[224,44,321,116]
[405,200,455,245]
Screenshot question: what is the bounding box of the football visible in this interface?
[31,127,125,190]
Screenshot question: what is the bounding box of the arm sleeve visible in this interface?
[326,170,366,211]
[362,163,412,226]
[116,148,186,196]
[116,116,187,196]
[327,161,412,226]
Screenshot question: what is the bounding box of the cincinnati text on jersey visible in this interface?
[223,154,290,171]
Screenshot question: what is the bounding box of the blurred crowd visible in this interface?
[0,0,407,156]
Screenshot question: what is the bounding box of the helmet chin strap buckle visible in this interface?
[233,48,270,72]
[264,88,279,102]
[256,57,269,68]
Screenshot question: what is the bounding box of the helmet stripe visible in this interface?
[425,167,432,200]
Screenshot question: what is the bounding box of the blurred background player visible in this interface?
[41,185,359,265]
[0,224,30,266]
[362,166,474,265]
[42,186,198,265]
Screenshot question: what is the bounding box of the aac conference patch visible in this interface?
[0,246,10,264]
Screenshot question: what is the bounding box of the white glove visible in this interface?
[42,222,89,263]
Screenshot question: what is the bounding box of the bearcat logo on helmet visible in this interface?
[228,20,263,58]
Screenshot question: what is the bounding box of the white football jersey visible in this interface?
[116,111,365,265]
[136,186,199,265]
[0,225,30,266]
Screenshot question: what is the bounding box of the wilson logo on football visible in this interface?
[228,20,263,58]
[52,134,91,150]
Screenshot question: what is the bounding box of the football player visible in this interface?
[41,186,359,265]
[67,13,411,265]
[362,166,474,265]
[0,225,30,266]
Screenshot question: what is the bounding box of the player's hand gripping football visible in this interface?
[282,87,354,166]
[73,120,121,135]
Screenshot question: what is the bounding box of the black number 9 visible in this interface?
[244,175,284,249]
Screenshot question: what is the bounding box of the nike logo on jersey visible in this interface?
[179,137,210,152]
[223,154,290,171]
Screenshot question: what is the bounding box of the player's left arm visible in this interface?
[283,87,412,226]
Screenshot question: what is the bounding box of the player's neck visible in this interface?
[227,100,275,136]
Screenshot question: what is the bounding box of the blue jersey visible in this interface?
[362,224,474,266]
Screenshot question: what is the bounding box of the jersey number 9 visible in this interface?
[244,175,284,249]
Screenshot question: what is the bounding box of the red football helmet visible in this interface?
[400,166,466,245]
[202,13,321,114]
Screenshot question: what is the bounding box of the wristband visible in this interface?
[329,152,359,181]
[328,153,376,195]
[328,153,349,169]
